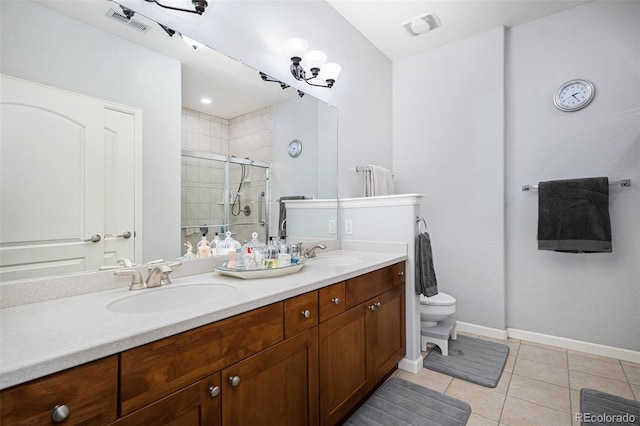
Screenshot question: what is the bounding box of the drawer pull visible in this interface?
[301,310,311,319]
[331,297,341,305]
[229,375,241,387]
[51,404,70,423]
[209,385,220,398]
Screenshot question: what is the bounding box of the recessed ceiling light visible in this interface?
[401,12,441,36]
[200,98,212,104]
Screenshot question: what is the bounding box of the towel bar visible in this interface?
[522,178,631,191]
[417,216,428,233]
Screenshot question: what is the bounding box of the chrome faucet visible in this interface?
[304,244,326,258]
[146,262,182,288]
[114,269,145,290]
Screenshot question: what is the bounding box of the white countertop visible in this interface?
[0,248,406,389]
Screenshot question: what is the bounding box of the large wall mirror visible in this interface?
[0,0,338,282]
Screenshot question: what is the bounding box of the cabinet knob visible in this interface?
[301,309,311,319]
[228,375,240,387]
[368,302,382,311]
[51,405,70,423]
[331,297,341,305]
[209,385,220,398]
[398,271,404,277]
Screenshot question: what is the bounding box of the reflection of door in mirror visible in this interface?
[0,75,140,281]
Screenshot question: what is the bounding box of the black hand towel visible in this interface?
[415,231,438,297]
[537,177,612,253]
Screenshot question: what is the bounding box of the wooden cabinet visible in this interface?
[110,374,221,426]
[0,356,118,425]
[1,261,405,426]
[319,262,406,425]
[222,327,319,426]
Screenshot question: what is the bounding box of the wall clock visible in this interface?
[288,139,302,158]
[553,79,595,112]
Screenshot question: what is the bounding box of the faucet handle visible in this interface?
[114,269,145,290]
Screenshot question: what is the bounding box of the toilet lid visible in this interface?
[419,292,456,306]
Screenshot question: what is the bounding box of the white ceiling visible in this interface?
[37,0,591,117]
[327,0,590,61]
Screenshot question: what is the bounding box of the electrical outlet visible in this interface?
[329,219,336,234]
[345,219,353,235]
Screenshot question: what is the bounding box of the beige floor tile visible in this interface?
[466,413,499,426]
[445,379,506,421]
[513,357,569,387]
[570,389,581,417]
[518,343,567,368]
[621,359,640,369]
[622,363,640,385]
[520,340,567,353]
[631,383,640,400]
[504,355,516,374]
[568,352,627,382]
[500,396,572,426]
[567,349,622,365]
[569,370,635,399]
[508,374,571,413]
[493,372,511,395]
[398,368,452,393]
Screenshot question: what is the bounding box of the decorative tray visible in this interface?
[215,258,306,280]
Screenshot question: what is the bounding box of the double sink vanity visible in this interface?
[0,243,407,425]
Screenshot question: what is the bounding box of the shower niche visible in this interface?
[181,149,270,252]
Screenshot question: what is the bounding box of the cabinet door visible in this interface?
[367,285,405,387]
[319,305,368,425]
[110,374,220,426]
[221,327,318,426]
[0,356,117,425]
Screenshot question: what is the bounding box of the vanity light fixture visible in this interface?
[283,38,341,89]
[144,0,208,15]
[401,12,441,36]
[259,72,305,97]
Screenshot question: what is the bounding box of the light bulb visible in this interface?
[410,19,431,35]
[283,38,308,61]
[303,50,327,72]
[321,63,341,83]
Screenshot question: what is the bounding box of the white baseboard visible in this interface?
[507,328,640,364]
[456,321,508,340]
[398,355,424,374]
[455,321,640,364]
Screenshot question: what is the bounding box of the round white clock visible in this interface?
[288,139,302,158]
[553,79,595,112]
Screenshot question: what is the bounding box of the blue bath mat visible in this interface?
[579,388,640,425]
[344,378,471,426]
[423,335,509,388]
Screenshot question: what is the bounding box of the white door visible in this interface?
[0,75,105,281]
[103,108,136,266]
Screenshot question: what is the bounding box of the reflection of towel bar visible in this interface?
[521,178,631,191]
[355,165,394,177]
[416,216,428,233]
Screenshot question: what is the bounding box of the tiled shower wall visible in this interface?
[181,107,273,253]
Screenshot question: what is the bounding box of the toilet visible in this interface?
[419,292,457,355]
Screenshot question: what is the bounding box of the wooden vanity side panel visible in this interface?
[345,267,392,309]
[0,355,118,425]
[119,303,283,415]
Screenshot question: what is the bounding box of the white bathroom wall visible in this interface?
[392,27,507,330]
[0,1,181,263]
[116,0,393,199]
[505,1,640,351]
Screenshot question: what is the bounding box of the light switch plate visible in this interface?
[329,219,336,234]
[345,220,353,235]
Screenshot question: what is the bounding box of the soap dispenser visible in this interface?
[196,234,211,258]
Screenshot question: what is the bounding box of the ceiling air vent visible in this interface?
[105,8,150,33]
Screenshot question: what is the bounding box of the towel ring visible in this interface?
[416,216,428,233]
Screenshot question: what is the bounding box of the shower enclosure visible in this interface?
[181,149,270,252]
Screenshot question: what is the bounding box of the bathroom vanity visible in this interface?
[0,249,406,425]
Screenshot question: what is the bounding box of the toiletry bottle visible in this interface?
[264,237,279,268]
[197,234,211,257]
[211,232,221,254]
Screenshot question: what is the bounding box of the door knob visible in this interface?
[117,231,132,239]
[83,234,101,243]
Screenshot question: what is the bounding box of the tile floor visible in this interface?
[395,332,640,426]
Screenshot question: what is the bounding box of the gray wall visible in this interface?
[393,27,507,330]
[1,1,182,263]
[505,1,640,350]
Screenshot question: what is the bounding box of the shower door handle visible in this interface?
[258,191,265,226]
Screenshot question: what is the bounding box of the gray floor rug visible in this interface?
[423,335,509,388]
[580,388,640,426]
[344,378,471,426]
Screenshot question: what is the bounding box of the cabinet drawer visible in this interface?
[0,356,118,425]
[284,290,318,339]
[319,281,345,322]
[392,262,406,287]
[345,267,392,309]
[120,303,283,415]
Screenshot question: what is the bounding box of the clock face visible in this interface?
[553,79,595,112]
[288,139,302,158]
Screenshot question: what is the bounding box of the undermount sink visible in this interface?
[307,255,364,266]
[107,283,239,314]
